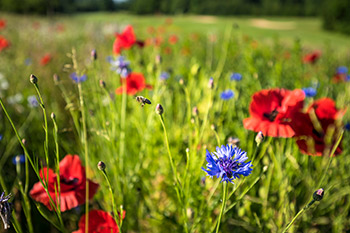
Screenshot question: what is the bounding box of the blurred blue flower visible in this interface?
[24,58,32,66]
[0,134,2,141]
[202,144,252,183]
[220,90,234,100]
[337,66,348,74]
[230,73,242,81]
[302,87,317,97]
[70,73,87,83]
[12,154,25,165]
[345,122,350,131]
[346,75,350,82]
[107,56,131,78]
[159,72,170,81]
[27,95,39,108]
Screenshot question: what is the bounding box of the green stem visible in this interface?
[281,200,315,233]
[52,116,62,213]
[215,182,228,233]
[78,83,89,233]
[100,170,122,232]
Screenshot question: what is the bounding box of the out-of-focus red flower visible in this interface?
[168,35,178,45]
[190,33,199,41]
[181,47,190,56]
[164,46,172,54]
[243,88,305,138]
[56,23,65,32]
[113,25,136,54]
[30,155,99,212]
[73,210,125,233]
[115,72,152,96]
[32,21,40,30]
[0,36,10,52]
[303,51,321,64]
[291,98,345,156]
[0,19,6,30]
[40,54,52,66]
[165,18,173,25]
[157,26,165,34]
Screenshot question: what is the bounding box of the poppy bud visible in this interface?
[22,138,27,145]
[30,74,37,84]
[156,104,164,115]
[313,188,324,201]
[255,131,264,146]
[97,161,106,171]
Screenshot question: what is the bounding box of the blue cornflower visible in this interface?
[107,56,131,78]
[230,72,242,81]
[27,95,39,108]
[159,71,170,81]
[0,192,12,229]
[0,135,2,141]
[220,90,234,100]
[202,145,252,183]
[345,122,350,131]
[337,66,348,74]
[12,155,25,165]
[302,87,317,97]
[70,73,87,83]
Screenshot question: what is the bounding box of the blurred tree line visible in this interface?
[0,0,349,35]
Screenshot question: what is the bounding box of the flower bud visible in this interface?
[91,49,97,60]
[313,188,324,201]
[53,74,60,83]
[156,104,164,115]
[208,77,214,89]
[155,54,162,65]
[97,161,106,171]
[51,112,56,120]
[255,131,264,146]
[99,80,106,88]
[30,74,37,84]
[192,106,198,116]
[22,138,27,145]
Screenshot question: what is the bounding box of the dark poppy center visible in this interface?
[60,176,79,186]
[263,109,279,122]
[219,158,238,178]
[312,128,324,139]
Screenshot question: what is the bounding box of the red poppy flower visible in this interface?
[0,36,10,52]
[291,98,345,156]
[115,72,152,96]
[73,210,125,233]
[0,20,6,30]
[40,54,52,66]
[30,155,99,212]
[243,88,305,138]
[168,35,178,45]
[302,50,321,64]
[113,25,137,55]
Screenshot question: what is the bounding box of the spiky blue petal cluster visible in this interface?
[108,56,131,78]
[202,144,252,183]
[220,90,234,100]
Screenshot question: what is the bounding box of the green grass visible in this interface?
[0,12,350,233]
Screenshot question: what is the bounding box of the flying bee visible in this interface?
[136,96,151,107]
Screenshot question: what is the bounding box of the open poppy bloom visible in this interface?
[291,98,345,156]
[0,36,10,52]
[113,25,143,55]
[40,54,52,66]
[73,210,125,233]
[115,72,152,96]
[243,88,305,138]
[302,50,321,64]
[168,35,178,44]
[30,155,99,212]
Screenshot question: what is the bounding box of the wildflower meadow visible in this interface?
[0,13,350,233]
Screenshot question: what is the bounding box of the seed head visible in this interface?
[156,104,164,115]
[30,74,37,84]
[97,161,106,171]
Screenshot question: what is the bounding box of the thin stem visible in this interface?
[281,200,315,233]
[100,170,122,232]
[78,83,89,233]
[215,182,228,233]
[52,116,62,212]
